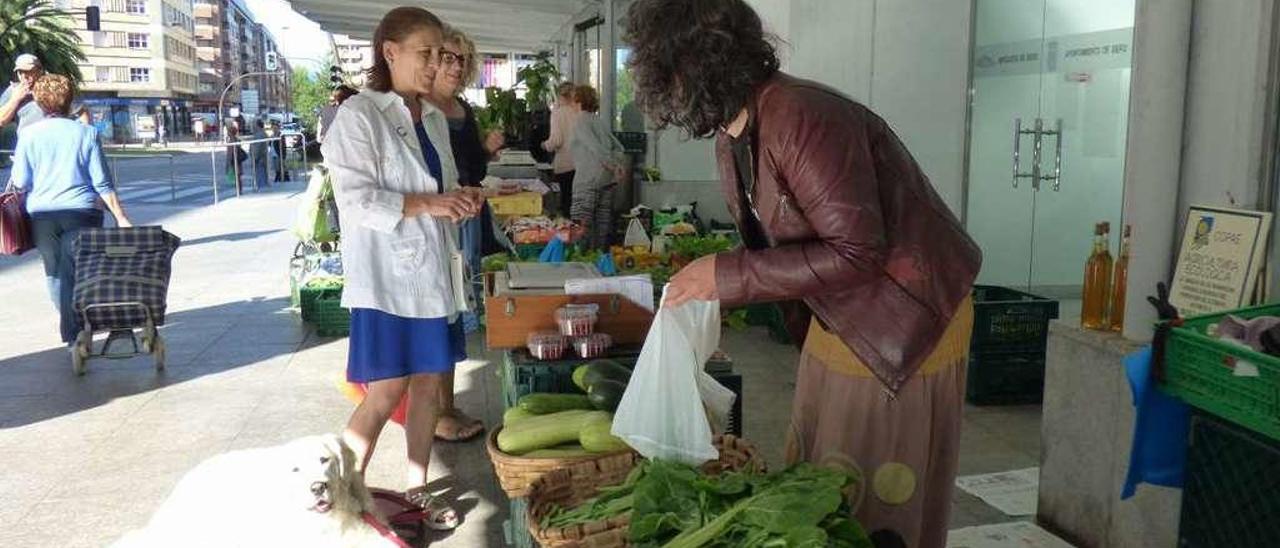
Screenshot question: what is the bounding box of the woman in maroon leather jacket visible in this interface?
[626,1,982,546]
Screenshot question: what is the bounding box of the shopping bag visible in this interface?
[538,235,566,262]
[612,289,736,465]
[292,167,338,244]
[0,186,33,256]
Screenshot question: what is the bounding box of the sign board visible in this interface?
[134,114,156,140]
[265,51,278,72]
[1169,206,1272,316]
[241,89,260,116]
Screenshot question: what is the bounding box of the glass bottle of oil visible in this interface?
[1108,225,1131,332]
[1081,222,1113,330]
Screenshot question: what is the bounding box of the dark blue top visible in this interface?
[447,100,488,187]
[413,122,444,193]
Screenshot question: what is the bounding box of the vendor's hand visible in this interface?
[664,254,718,308]
[484,131,506,155]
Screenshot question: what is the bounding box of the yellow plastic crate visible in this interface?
[488,192,542,216]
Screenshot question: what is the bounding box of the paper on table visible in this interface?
[565,274,655,313]
[954,467,1039,517]
[947,521,1073,548]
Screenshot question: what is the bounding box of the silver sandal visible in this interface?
[405,488,460,531]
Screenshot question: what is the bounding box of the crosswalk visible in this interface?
[113,174,293,204]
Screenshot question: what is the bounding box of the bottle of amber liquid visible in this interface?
[1108,225,1131,332]
[1081,222,1113,330]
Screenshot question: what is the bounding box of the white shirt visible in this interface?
[321,90,461,319]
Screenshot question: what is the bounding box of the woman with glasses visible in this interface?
[321,6,483,532]
[422,25,501,443]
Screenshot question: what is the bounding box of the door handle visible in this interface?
[1039,118,1064,191]
[1031,118,1044,191]
[1012,118,1038,188]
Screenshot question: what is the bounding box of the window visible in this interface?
[95,66,110,82]
[127,32,148,49]
[126,0,146,15]
[130,67,151,83]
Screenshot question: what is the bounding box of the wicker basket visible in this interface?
[527,435,765,548]
[486,427,636,498]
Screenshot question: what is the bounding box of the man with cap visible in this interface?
[0,54,48,132]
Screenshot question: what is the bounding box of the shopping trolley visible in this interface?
[70,226,181,375]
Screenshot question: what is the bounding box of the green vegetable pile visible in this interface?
[481,253,510,273]
[541,460,871,548]
[302,276,343,290]
[667,235,736,260]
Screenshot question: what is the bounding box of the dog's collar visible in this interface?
[362,512,411,547]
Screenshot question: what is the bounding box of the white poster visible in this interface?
[955,467,1040,517]
[948,522,1074,548]
[1169,206,1272,316]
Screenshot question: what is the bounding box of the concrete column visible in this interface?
[602,0,618,130]
[1120,0,1194,341]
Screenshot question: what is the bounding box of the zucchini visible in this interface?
[587,379,627,412]
[581,359,632,390]
[503,407,535,425]
[497,410,610,454]
[518,393,594,415]
[580,417,630,453]
[524,444,592,458]
[572,364,591,392]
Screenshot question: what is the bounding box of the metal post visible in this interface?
[168,154,175,201]
[234,140,242,197]
[211,147,219,203]
[300,133,310,179]
[110,156,119,187]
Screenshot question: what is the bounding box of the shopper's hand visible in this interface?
[413,193,476,222]
[484,131,506,155]
[664,254,718,308]
[456,187,487,216]
[116,216,134,228]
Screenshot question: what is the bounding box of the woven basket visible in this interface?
[486,427,636,498]
[527,435,765,548]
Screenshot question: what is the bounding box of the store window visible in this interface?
[130,67,151,83]
[128,32,149,49]
[126,0,146,15]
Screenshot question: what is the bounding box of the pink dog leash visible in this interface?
[362,511,411,548]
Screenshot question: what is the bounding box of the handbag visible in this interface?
[0,184,34,256]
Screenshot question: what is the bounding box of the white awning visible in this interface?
[288,0,589,53]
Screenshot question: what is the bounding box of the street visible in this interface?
[1,147,309,206]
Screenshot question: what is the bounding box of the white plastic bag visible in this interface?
[611,288,737,465]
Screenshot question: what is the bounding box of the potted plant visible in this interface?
[516,52,561,111]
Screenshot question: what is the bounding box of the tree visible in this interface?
[0,0,86,85]
[291,67,328,134]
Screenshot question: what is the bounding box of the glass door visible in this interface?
[966,0,1051,289]
[966,0,1134,298]
[1028,0,1134,297]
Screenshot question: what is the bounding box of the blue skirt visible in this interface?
[346,308,466,383]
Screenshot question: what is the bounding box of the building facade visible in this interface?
[192,0,290,131]
[333,34,372,88]
[67,0,200,142]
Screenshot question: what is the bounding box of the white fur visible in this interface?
[114,434,398,548]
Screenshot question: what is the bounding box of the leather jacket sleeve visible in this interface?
[716,94,887,306]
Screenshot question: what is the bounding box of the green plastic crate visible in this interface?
[312,291,350,337]
[1161,303,1280,441]
[503,498,534,548]
[298,286,340,323]
[1179,412,1280,547]
[500,348,742,436]
[971,285,1060,355]
[966,353,1045,405]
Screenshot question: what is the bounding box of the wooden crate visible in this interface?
[484,272,654,349]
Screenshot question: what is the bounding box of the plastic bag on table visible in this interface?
[612,288,736,466]
[539,235,566,262]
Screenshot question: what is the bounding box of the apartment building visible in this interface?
[192,0,289,129]
[66,0,200,142]
[333,34,372,88]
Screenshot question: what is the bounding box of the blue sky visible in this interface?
[244,0,334,74]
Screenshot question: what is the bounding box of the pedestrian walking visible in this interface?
[251,119,269,189]
[193,118,205,142]
[224,121,246,193]
[8,74,133,345]
[269,121,290,182]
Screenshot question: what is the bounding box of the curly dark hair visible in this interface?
[624,0,779,138]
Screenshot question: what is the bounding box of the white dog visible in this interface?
[115,434,402,548]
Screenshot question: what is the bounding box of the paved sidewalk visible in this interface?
[0,183,508,547]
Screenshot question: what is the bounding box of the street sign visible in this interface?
[266,52,278,72]
[241,89,260,116]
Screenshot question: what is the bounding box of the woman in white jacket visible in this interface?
[320,6,482,531]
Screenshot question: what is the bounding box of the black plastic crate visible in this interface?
[1179,412,1280,548]
[501,348,743,437]
[971,285,1060,355]
[965,352,1044,405]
